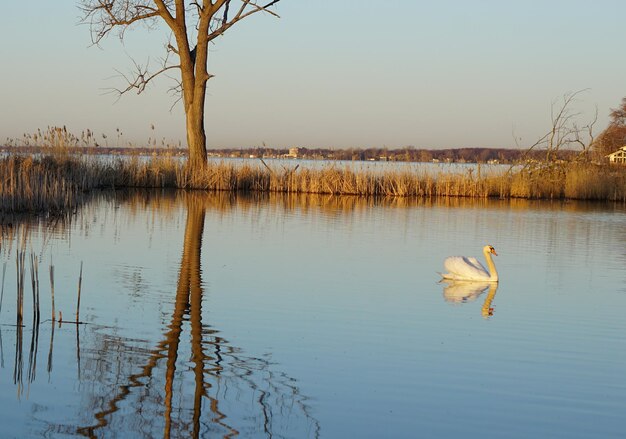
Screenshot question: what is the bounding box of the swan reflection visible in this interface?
[441,280,499,318]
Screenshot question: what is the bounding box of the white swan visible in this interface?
[441,245,499,282]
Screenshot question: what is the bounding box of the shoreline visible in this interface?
[0,153,624,217]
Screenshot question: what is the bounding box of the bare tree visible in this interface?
[516,90,597,165]
[594,97,626,159]
[594,124,626,159]
[609,97,626,125]
[79,0,282,168]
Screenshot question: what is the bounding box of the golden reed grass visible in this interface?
[0,154,624,214]
[161,160,626,201]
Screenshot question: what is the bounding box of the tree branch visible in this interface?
[109,58,180,96]
[190,2,203,15]
[513,90,595,170]
[167,77,184,112]
[222,0,231,24]
[79,0,165,44]
[206,0,280,41]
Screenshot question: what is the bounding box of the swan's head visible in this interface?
[484,245,498,256]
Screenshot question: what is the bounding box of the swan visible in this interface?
[441,245,499,282]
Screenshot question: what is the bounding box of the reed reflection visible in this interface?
[11,249,44,397]
[94,189,626,232]
[441,280,499,318]
[76,192,319,438]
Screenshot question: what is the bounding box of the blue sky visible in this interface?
[1,1,625,149]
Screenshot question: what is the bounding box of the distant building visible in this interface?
[288,147,300,158]
[606,146,626,164]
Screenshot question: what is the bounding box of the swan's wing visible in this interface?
[464,257,489,273]
[443,256,490,280]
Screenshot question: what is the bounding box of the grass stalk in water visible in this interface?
[76,261,83,323]
[49,264,55,322]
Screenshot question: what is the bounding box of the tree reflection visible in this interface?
[76,193,319,438]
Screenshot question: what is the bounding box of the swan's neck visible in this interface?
[484,249,499,281]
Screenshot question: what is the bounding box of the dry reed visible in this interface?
[76,261,83,323]
[0,262,6,314]
[30,253,40,326]
[49,264,55,321]
[15,250,26,327]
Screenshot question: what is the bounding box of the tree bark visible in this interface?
[186,100,208,168]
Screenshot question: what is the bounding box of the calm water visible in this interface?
[0,192,624,438]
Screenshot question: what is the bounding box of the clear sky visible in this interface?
[1,1,625,150]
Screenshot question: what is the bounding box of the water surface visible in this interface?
[0,192,624,438]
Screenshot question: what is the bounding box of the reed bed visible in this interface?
[0,154,179,214]
[169,160,626,201]
[0,153,624,215]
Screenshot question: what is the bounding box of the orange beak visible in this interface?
[491,248,498,256]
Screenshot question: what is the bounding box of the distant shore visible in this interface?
[0,144,582,165]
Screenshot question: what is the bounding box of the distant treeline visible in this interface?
[235,146,579,163]
[0,144,580,164]
[210,146,580,164]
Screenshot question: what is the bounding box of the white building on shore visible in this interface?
[606,146,626,164]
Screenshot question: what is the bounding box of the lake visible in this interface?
[0,191,624,438]
[208,157,508,175]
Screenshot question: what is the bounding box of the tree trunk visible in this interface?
[186,99,208,168]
